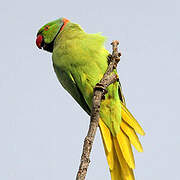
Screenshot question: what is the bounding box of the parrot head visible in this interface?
[36,17,69,52]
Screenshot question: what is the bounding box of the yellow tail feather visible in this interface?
[99,118,114,170]
[121,103,145,136]
[113,138,135,180]
[99,119,123,180]
[121,120,143,152]
[110,145,123,180]
[99,118,112,153]
[99,119,135,180]
[99,117,144,180]
[116,129,135,169]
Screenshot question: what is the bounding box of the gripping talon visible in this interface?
[94,83,108,98]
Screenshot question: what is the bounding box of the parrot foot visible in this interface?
[113,54,121,69]
[107,52,121,68]
[94,83,108,100]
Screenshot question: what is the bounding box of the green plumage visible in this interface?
[52,22,121,135]
[37,18,64,44]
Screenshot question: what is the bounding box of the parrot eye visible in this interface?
[44,25,50,31]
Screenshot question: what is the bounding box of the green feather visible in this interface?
[52,22,121,135]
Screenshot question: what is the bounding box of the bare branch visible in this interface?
[76,40,121,180]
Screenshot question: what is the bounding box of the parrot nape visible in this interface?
[36,17,145,180]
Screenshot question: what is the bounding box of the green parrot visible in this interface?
[36,17,145,180]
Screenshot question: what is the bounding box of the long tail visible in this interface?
[99,103,145,180]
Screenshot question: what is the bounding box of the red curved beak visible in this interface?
[36,35,43,49]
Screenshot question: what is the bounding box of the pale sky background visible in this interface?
[0,0,179,179]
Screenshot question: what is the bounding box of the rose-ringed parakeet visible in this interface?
[36,17,145,180]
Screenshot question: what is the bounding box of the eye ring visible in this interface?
[44,25,49,31]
